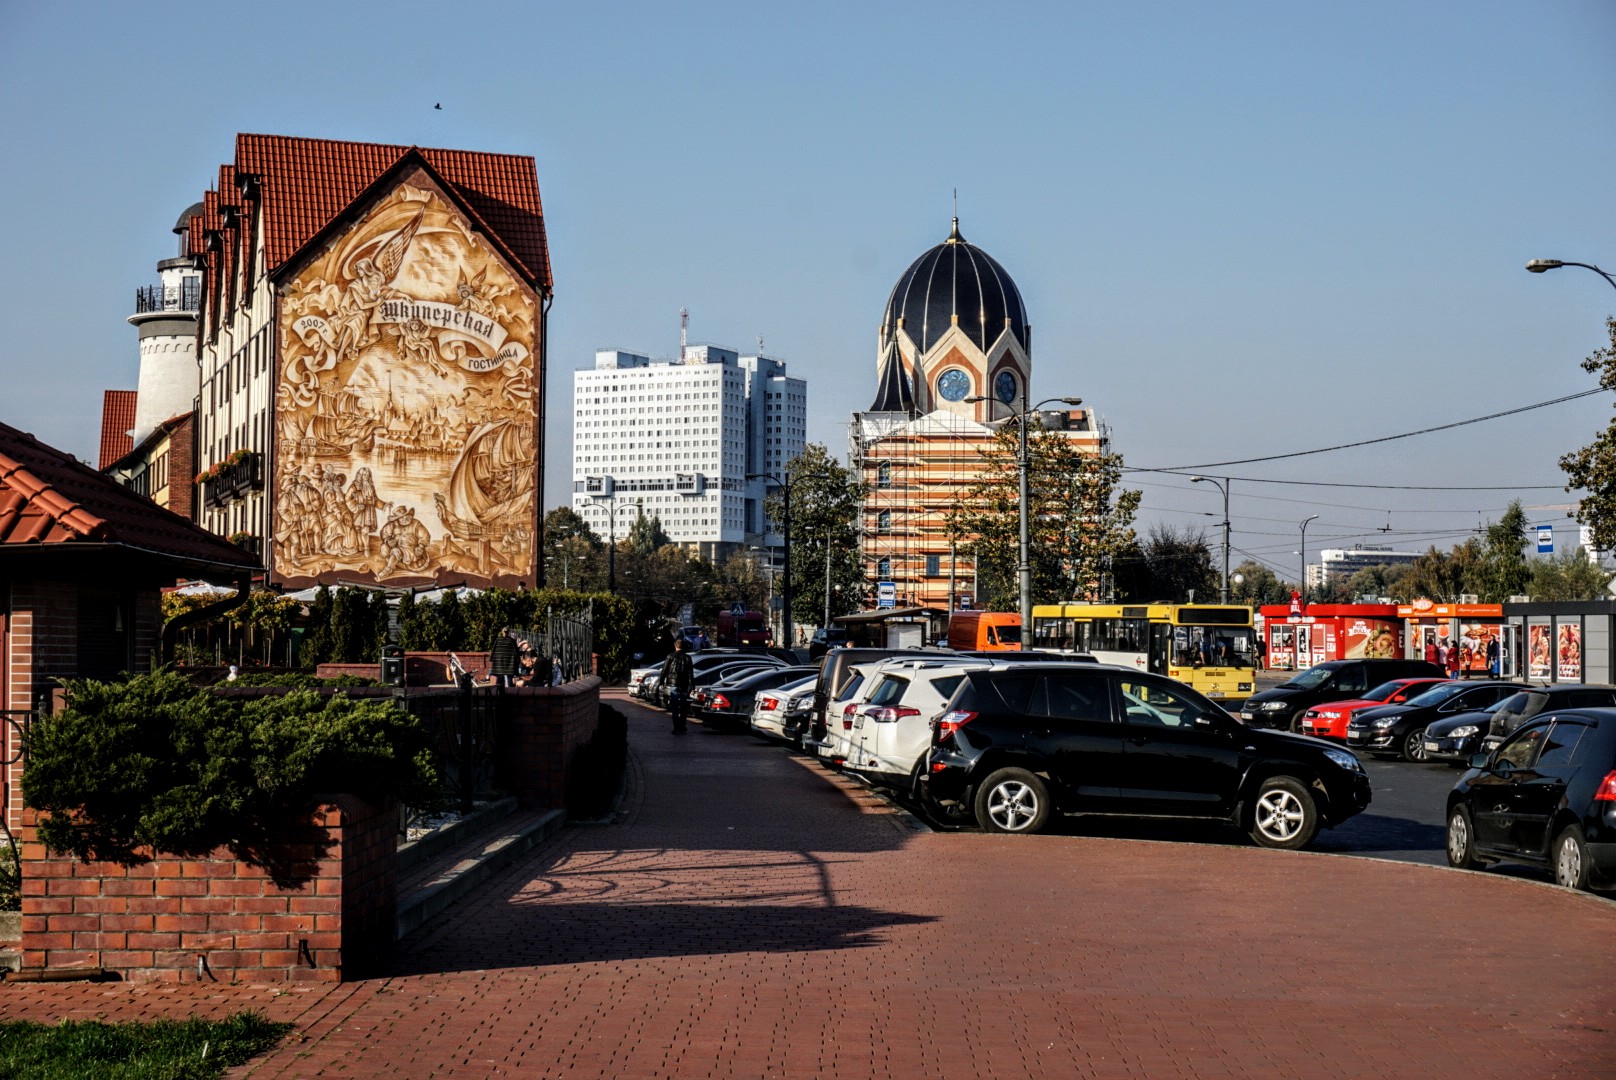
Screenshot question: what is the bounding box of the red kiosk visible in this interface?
[1399,599,1510,678]
[1261,594,1403,671]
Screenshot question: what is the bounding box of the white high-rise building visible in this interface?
[572,345,807,561]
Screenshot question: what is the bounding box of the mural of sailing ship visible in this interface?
[433,419,534,573]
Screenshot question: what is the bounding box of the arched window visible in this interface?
[877,510,892,534]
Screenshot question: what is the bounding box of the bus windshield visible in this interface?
[1170,625,1257,668]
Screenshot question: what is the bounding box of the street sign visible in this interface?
[1537,526,1554,554]
[877,581,896,609]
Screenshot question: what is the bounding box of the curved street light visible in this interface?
[1191,476,1231,604]
[1526,259,1616,293]
[965,392,1084,632]
[1299,514,1320,609]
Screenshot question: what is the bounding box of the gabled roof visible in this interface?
[98,390,137,471]
[200,134,551,291]
[0,420,257,572]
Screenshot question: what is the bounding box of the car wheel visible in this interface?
[1402,728,1430,763]
[1248,776,1319,850]
[1288,714,1303,734]
[906,758,927,802]
[1554,825,1592,890]
[1446,805,1490,870]
[973,768,1050,834]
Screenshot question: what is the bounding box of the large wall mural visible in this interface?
[274,181,539,589]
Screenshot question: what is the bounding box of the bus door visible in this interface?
[1148,623,1172,675]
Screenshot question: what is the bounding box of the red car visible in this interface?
[1299,678,1450,740]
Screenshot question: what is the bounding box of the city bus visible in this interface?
[1030,603,1259,702]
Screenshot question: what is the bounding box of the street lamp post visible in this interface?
[1299,514,1320,608]
[1526,259,1616,292]
[1191,476,1231,604]
[965,392,1083,633]
[749,469,805,650]
[602,499,640,594]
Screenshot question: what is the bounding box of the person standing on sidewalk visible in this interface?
[489,626,519,687]
[664,638,695,734]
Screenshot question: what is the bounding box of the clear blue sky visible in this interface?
[3,1,1613,584]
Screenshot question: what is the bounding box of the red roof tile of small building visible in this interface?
[99,390,137,471]
[227,134,551,290]
[0,420,257,570]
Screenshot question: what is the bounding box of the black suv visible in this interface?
[1240,659,1447,732]
[1447,708,1616,891]
[1478,685,1616,755]
[922,664,1371,849]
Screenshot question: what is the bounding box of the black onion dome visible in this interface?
[882,218,1029,356]
[175,200,206,233]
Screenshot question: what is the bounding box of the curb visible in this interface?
[397,796,521,873]
[394,808,566,941]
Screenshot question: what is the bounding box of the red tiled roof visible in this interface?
[0,420,257,570]
[230,134,551,290]
[98,390,137,471]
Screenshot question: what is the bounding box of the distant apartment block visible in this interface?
[572,345,807,561]
[1307,547,1424,588]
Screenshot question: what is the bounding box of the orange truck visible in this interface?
[947,610,1022,651]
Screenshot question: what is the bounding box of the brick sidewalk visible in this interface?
[5,688,1615,1077]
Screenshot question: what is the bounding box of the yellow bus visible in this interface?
[1030,603,1259,702]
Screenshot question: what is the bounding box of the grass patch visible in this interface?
[0,1010,290,1079]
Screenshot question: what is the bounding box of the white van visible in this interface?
[841,658,998,793]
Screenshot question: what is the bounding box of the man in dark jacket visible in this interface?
[664,638,695,734]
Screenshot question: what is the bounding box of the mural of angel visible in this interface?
[456,266,497,318]
[334,206,422,360]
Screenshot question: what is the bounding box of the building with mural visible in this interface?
[186,134,551,590]
[851,218,1103,610]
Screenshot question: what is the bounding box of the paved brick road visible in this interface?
[4,688,1615,1078]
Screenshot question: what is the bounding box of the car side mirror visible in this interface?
[1468,752,1490,770]
[1192,712,1224,732]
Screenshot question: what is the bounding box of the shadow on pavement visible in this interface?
[393,899,938,974]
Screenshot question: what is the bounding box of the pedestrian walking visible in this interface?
[664,638,695,734]
[488,626,519,687]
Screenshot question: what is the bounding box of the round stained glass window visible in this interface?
[995,370,1018,404]
[937,369,970,402]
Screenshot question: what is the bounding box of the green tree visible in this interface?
[1475,501,1532,602]
[1113,524,1217,602]
[763,444,866,629]
[1229,560,1292,607]
[955,421,1141,606]
[1529,549,1614,601]
[301,586,334,666]
[1560,317,1616,550]
[543,506,604,591]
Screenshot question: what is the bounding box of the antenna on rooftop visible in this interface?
[679,307,688,362]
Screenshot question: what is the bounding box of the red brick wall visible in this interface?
[18,794,395,983]
[498,677,601,809]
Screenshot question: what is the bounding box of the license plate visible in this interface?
[1206,691,1225,698]
[1240,712,1254,720]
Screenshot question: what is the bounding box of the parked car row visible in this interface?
[640,647,1373,852]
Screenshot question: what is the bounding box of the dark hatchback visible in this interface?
[1421,696,1515,765]
[1345,681,1521,762]
[921,664,1370,849]
[1447,708,1616,890]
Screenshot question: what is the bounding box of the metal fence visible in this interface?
[512,608,594,683]
[392,684,501,834]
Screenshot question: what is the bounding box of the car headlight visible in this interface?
[1315,710,1341,719]
[1259,701,1289,711]
[1448,725,1478,738]
[1322,747,1364,773]
[1372,717,1398,729]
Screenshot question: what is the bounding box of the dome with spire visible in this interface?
[881,218,1029,357]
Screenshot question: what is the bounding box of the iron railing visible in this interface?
[393,685,500,830]
[134,279,200,314]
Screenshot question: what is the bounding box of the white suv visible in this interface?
[842,658,996,794]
